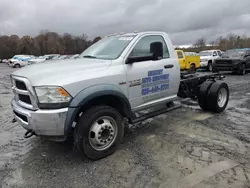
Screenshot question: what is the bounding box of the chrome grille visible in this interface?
[11,76,38,110]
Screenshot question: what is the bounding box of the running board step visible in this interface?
[131,103,182,124]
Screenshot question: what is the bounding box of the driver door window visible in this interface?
[129,35,170,59]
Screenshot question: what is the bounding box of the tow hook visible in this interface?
[12,118,17,123]
[24,130,36,139]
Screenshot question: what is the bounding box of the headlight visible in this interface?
[34,86,72,109]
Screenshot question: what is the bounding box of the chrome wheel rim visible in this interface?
[88,116,117,151]
[217,88,228,108]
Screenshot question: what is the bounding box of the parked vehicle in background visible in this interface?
[9,55,35,68]
[199,50,222,71]
[213,48,250,75]
[11,31,229,160]
[28,57,47,65]
[175,50,200,72]
[184,52,198,56]
[69,54,79,59]
[44,54,60,60]
[57,55,71,60]
[1,59,8,63]
[51,55,61,60]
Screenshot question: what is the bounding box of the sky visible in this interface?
[1,0,250,45]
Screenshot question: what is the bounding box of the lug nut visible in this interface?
[100,140,103,142]
[110,130,113,132]
[98,137,101,139]
[99,132,101,135]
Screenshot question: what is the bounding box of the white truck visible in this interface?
[199,50,223,71]
[10,32,230,160]
[9,55,35,68]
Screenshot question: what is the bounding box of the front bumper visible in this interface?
[11,99,68,136]
[213,63,238,71]
[200,61,208,68]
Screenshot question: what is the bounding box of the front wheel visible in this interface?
[238,64,246,75]
[189,64,196,73]
[76,106,124,160]
[207,62,213,72]
[14,64,21,68]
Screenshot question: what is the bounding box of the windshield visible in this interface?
[199,51,212,56]
[222,49,246,58]
[79,35,135,60]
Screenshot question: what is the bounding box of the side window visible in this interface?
[217,51,222,56]
[129,35,170,59]
[213,51,217,56]
[177,51,184,58]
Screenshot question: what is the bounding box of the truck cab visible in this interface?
[175,50,200,71]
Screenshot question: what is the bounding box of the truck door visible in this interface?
[124,35,180,111]
[176,50,185,70]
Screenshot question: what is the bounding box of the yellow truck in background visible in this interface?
[175,50,200,71]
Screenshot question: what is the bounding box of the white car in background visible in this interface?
[9,55,35,68]
[199,50,223,71]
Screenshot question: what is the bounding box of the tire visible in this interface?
[198,81,214,111]
[189,64,196,73]
[207,81,229,113]
[207,61,213,72]
[76,105,124,160]
[238,64,246,75]
[14,64,21,68]
[212,67,218,73]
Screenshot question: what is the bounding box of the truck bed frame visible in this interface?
[178,72,225,99]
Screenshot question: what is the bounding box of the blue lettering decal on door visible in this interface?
[141,69,169,96]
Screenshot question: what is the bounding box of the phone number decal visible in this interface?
[142,84,169,95]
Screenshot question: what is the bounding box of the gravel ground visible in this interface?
[1,63,250,188]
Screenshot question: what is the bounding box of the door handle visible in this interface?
[164,64,174,69]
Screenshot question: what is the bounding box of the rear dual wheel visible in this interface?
[198,81,229,112]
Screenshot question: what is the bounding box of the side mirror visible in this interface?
[213,54,217,57]
[150,42,163,60]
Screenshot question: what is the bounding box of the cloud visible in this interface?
[1,0,250,45]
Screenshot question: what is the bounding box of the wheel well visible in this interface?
[208,60,212,64]
[75,95,131,122]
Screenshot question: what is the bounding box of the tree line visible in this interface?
[0,30,101,59]
[176,33,250,52]
[1,31,250,59]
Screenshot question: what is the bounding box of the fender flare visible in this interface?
[64,84,132,135]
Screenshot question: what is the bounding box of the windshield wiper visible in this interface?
[83,55,97,59]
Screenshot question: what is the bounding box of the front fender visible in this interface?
[64,84,131,135]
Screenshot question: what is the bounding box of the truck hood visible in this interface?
[12,58,112,86]
[200,56,212,59]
